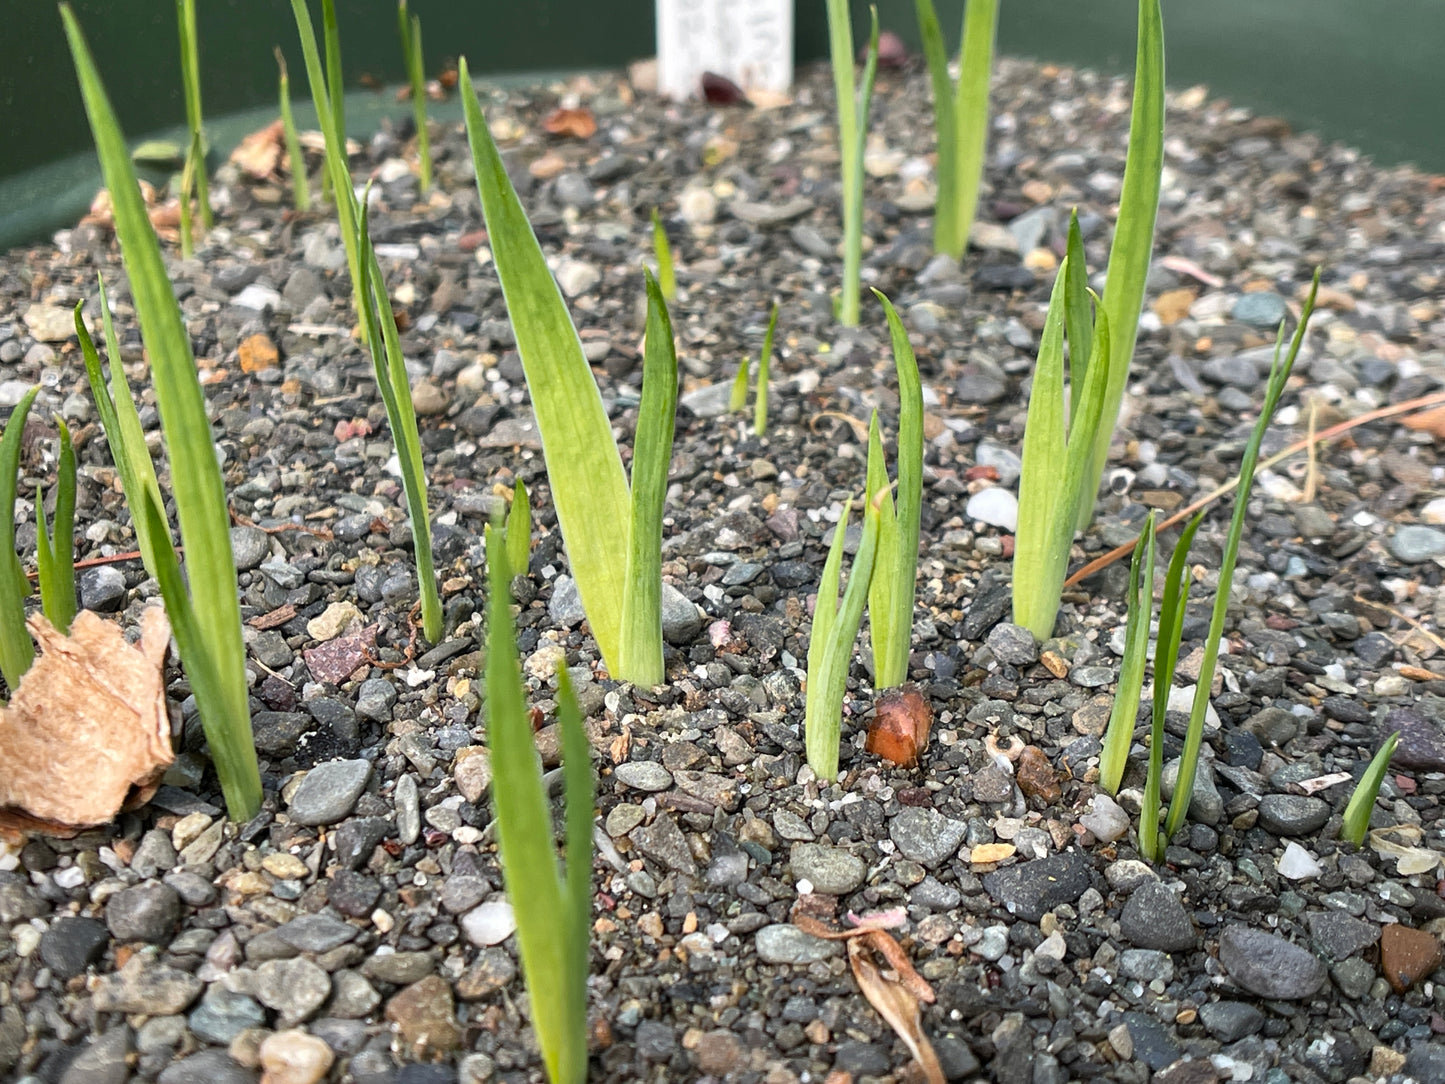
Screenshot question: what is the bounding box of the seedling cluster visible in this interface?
[7,3,1389,1079]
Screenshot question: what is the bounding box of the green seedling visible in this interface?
[864,291,922,690]
[754,301,779,436]
[461,63,680,686]
[1161,274,1320,847]
[651,209,676,301]
[1137,510,1202,862]
[1098,510,1155,796]
[64,4,261,821]
[0,387,39,690]
[1077,0,1164,529]
[806,496,881,781]
[275,48,311,212]
[730,355,751,413]
[824,0,879,327]
[398,0,431,194]
[507,477,532,575]
[76,287,167,582]
[35,418,77,635]
[1340,732,1399,846]
[175,0,210,257]
[355,191,444,643]
[290,0,442,643]
[484,520,593,1084]
[1011,213,1113,641]
[915,0,998,261]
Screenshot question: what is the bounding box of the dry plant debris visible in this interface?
[0,606,173,837]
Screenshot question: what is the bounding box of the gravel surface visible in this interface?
[2,52,1445,1084]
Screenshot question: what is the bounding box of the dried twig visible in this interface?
[1064,390,1445,587]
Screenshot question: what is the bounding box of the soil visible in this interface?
[3,52,1445,1084]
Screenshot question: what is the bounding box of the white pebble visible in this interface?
[1079,793,1130,843]
[965,487,1019,532]
[1277,841,1323,881]
[461,899,517,947]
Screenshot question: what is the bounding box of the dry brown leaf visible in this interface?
[0,608,173,838]
[847,937,945,1084]
[231,119,285,180]
[543,107,597,139]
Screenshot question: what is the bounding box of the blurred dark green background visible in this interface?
[2,0,1441,247]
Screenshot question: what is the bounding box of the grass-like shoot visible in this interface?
[507,477,532,575]
[1098,510,1154,796]
[275,48,311,212]
[484,519,593,1084]
[1136,509,1202,861]
[915,0,998,261]
[0,387,39,690]
[730,355,750,413]
[728,303,779,434]
[76,287,168,582]
[864,290,922,690]
[290,0,442,643]
[1011,213,1112,641]
[461,62,680,687]
[824,0,879,327]
[651,209,676,302]
[397,0,431,194]
[175,0,210,257]
[35,418,77,635]
[63,4,261,821]
[1340,732,1399,846]
[1076,0,1164,529]
[355,192,444,643]
[806,496,881,782]
[754,301,779,436]
[1159,274,1320,848]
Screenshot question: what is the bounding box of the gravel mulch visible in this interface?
[3,53,1445,1084]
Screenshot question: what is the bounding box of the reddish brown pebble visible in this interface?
[865,686,933,768]
[700,71,746,105]
[1380,923,1444,992]
[964,464,1000,482]
[1016,745,1061,803]
[872,30,909,69]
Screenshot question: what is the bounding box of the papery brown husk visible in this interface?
[865,684,933,768]
[0,607,173,840]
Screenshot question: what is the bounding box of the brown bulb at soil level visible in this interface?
[865,685,933,768]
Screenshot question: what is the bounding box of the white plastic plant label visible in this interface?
[655,0,793,101]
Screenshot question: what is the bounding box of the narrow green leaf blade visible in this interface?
[506,477,531,574]
[0,387,39,688]
[556,662,595,1084]
[356,196,443,643]
[460,59,631,673]
[1099,511,1154,795]
[36,418,77,634]
[617,270,678,687]
[1063,209,1093,422]
[806,498,881,781]
[485,521,579,1083]
[869,290,922,689]
[64,6,260,821]
[1081,0,1164,526]
[731,357,750,413]
[915,0,958,257]
[754,301,778,436]
[651,208,676,302]
[865,410,898,685]
[1011,261,1069,640]
[949,0,998,262]
[1340,732,1398,846]
[1166,276,1319,841]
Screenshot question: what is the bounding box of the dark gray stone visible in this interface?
[105,881,181,943]
[986,622,1038,665]
[188,985,265,1044]
[40,916,109,978]
[1256,794,1331,836]
[79,565,127,612]
[288,759,371,826]
[888,807,968,868]
[1217,925,1326,999]
[1197,1001,1264,1042]
[982,853,1093,922]
[1120,881,1197,951]
[157,1049,258,1084]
